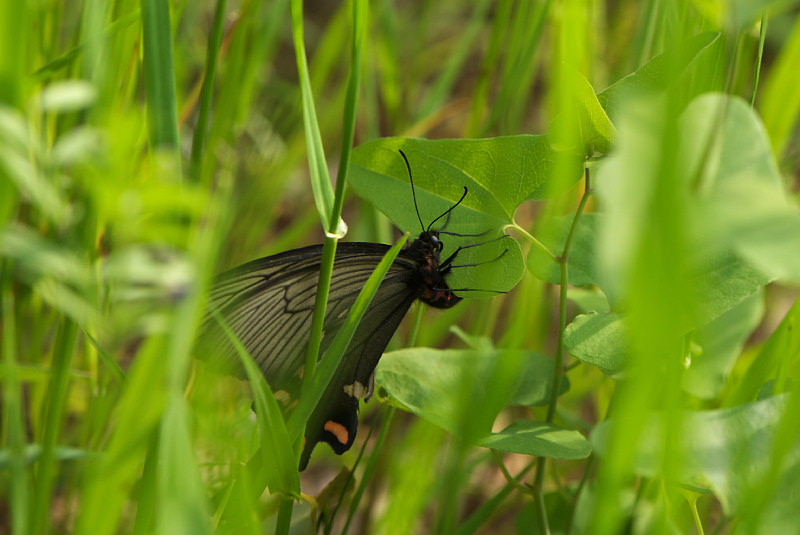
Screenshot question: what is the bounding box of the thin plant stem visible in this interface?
[299,0,367,440]
[547,167,592,422]
[505,223,558,263]
[276,497,294,535]
[454,462,535,535]
[491,451,534,494]
[532,166,592,535]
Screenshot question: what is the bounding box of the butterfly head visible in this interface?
[419,230,444,252]
[408,230,462,309]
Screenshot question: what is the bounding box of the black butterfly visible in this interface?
[199,150,480,470]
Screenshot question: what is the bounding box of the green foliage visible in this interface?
[480,422,591,460]
[377,347,566,440]
[593,393,800,532]
[3,1,800,535]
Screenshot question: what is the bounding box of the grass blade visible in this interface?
[141,0,181,153]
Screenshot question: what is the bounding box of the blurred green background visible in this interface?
[2,0,800,534]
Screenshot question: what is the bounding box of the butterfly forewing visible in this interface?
[202,244,396,380]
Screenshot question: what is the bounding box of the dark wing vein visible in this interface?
[197,243,421,390]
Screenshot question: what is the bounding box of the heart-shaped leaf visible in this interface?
[351,136,585,295]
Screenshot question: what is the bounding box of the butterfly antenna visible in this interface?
[399,149,426,233]
[427,186,468,232]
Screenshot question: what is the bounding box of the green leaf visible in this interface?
[528,213,603,288]
[141,0,181,151]
[597,32,720,120]
[511,353,570,407]
[157,399,212,535]
[291,0,334,231]
[548,67,616,156]
[447,231,523,298]
[566,252,766,376]
[725,299,800,407]
[76,336,169,534]
[685,94,800,283]
[591,394,800,533]
[683,291,765,399]
[564,312,626,375]
[352,137,584,227]
[567,287,611,314]
[447,329,568,406]
[760,13,800,159]
[478,421,591,459]
[574,93,776,377]
[688,251,769,328]
[350,136,582,295]
[376,348,564,442]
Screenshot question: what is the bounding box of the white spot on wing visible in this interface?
[343,381,368,399]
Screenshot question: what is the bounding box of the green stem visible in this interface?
[302,0,367,398]
[297,0,368,472]
[275,496,294,535]
[492,451,534,494]
[455,462,535,535]
[331,0,367,228]
[547,167,591,422]
[531,166,592,535]
[685,493,705,535]
[505,223,558,263]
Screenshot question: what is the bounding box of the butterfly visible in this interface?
[198,150,485,470]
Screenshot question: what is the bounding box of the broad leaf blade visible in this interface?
[685,94,800,283]
[548,67,616,156]
[350,136,581,295]
[479,421,591,460]
[351,136,585,224]
[597,32,720,120]
[377,348,565,442]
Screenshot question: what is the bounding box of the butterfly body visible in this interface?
[199,231,461,469]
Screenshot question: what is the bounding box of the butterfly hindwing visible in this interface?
[299,268,421,469]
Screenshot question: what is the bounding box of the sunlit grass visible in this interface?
[2,1,800,534]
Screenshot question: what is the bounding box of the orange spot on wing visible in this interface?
[324,421,350,446]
